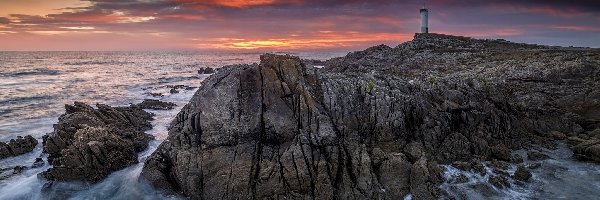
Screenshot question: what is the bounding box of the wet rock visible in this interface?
[148,92,164,97]
[550,131,567,140]
[511,154,524,163]
[489,175,510,188]
[31,157,45,168]
[527,162,542,169]
[134,99,176,110]
[470,160,486,176]
[568,136,587,146]
[0,135,38,160]
[410,158,442,200]
[12,165,24,175]
[513,164,532,182]
[41,102,154,182]
[490,160,510,172]
[572,139,600,162]
[491,144,512,161]
[452,161,471,171]
[527,150,550,161]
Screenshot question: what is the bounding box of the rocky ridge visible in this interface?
[0,135,38,160]
[41,102,155,182]
[142,33,600,199]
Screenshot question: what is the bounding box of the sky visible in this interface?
[0,0,599,51]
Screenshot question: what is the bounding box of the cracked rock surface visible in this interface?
[142,33,600,199]
[41,102,154,182]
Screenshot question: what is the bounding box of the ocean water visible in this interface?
[1,51,599,199]
[0,51,342,199]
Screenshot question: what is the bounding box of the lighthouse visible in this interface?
[420,5,429,33]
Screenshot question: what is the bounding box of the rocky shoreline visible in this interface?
[140,33,600,199]
[1,33,597,199]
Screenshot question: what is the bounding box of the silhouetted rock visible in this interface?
[141,33,600,199]
[135,99,176,110]
[41,102,154,182]
[0,135,38,160]
[198,67,215,74]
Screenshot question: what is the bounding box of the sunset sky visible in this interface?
[0,0,598,51]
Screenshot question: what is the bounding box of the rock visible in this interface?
[587,129,600,139]
[579,134,590,140]
[32,157,44,168]
[198,67,215,74]
[148,92,164,97]
[169,88,179,94]
[572,139,600,162]
[134,99,176,110]
[471,160,486,176]
[513,164,532,182]
[452,161,471,171]
[527,162,542,169]
[140,34,600,199]
[0,135,38,160]
[568,136,587,146]
[12,165,25,175]
[378,154,412,198]
[490,160,509,171]
[511,154,524,163]
[550,131,567,140]
[491,144,512,161]
[404,141,425,162]
[41,102,154,182]
[489,175,510,188]
[410,158,441,200]
[527,150,550,161]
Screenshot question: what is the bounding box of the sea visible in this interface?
[0,51,599,199]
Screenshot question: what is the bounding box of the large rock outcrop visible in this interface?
[142,33,600,199]
[41,102,154,182]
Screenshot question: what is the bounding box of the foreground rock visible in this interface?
[0,135,38,159]
[41,102,154,182]
[142,33,600,199]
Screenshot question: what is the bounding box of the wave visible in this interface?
[63,60,133,66]
[2,69,60,77]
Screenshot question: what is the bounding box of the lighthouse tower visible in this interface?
[420,5,429,33]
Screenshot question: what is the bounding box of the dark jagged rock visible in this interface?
[513,164,532,182]
[527,150,550,161]
[198,67,215,74]
[0,135,38,159]
[32,157,45,168]
[142,34,600,199]
[41,102,154,182]
[135,99,176,110]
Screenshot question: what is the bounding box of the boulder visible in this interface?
[572,139,600,162]
[134,99,176,110]
[41,102,154,182]
[491,144,512,161]
[0,135,38,160]
[527,150,550,161]
[513,164,532,182]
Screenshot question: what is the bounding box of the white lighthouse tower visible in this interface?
[420,5,429,33]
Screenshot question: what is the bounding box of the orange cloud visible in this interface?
[551,25,600,32]
[196,31,413,50]
[171,0,277,8]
